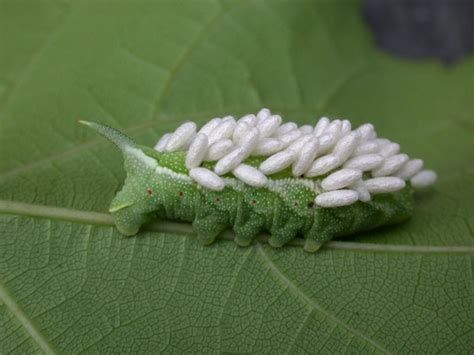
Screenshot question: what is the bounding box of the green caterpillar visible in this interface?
[80,111,436,252]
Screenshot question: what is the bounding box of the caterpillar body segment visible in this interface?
[80,109,435,252]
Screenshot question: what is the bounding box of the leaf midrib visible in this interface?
[1,199,473,255]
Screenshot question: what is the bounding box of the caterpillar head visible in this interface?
[80,120,159,235]
[108,168,160,236]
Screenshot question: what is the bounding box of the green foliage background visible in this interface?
[0,0,473,353]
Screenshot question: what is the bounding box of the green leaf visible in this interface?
[0,0,473,353]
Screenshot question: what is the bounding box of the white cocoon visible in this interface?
[321,168,362,191]
[253,138,285,156]
[344,153,384,171]
[352,140,379,156]
[396,159,424,180]
[185,133,208,169]
[279,129,302,146]
[166,122,197,152]
[205,139,234,161]
[341,120,352,136]
[259,150,296,175]
[190,167,225,191]
[257,108,271,122]
[292,138,320,177]
[372,153,409,177]
[232,164,268,187]
[365,177,406,193]
[277,122,297,136]
[378,142,400,158]
[208,120,236,144]
[313,117,330,137]
[316,190,359,207]
[410,170,437,189]
[299,125,314,135]
[258,115,282,138]
[198,118,221,136]
[305,154,341,177]
[214,147,247,175]
[239,114,257,126]
[154,133,172,152]
[332,131,359,162]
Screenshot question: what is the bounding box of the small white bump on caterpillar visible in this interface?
[276,122,297,136]
[299,125,314,135]
[292,138,320,177]
[185,133,208,169]
[279,129,302,146]
[332,131,360,162]
[305,154,342,177]
[365,177,406,193]
[238,114,257,126]
[154,133,172,152]
[208,119,236,144]
[321,168,362,191]
[205,139,234,161]
[410,169,437,189]
[257,108,271,122]
[351,180,371,202]
[396,159,424,180]
[232,164,268,187]
[352,140,379,156]
[165,122,197,152]
[258,114,282,138]
[189,167,225,191]
[378,142,400,158]
[198,118,221,136]
[259,150,296,175]
[372,153,409,177]
[313,117,330,137]
[253,138,285,156]
[344,153,384,171]
[315,190,359,207]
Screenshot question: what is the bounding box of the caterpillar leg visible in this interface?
[112,210,149,236]
[303,238,325,253]
[192,213,228,245]
[233,214,265,247]
[268,218,304,248]
[303,219,334,253]
[231,197,264,246]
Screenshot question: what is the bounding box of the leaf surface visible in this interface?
[0,0,473,353]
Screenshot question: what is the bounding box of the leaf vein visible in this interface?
[0,281,56,354]
[257,244,391,354]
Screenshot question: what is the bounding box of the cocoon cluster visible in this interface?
[155,108,437,206]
